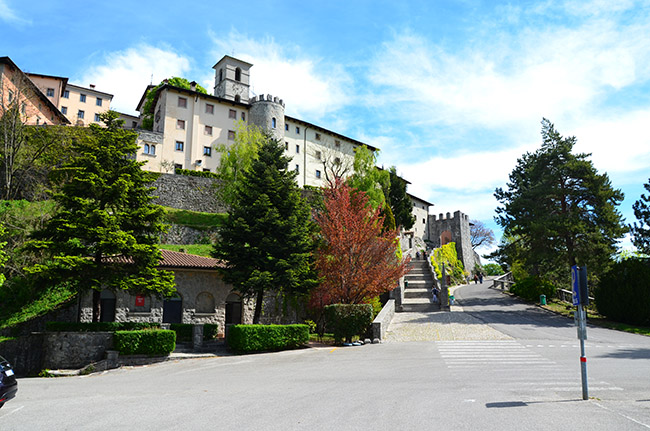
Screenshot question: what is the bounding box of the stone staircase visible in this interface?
[400,258,436,312]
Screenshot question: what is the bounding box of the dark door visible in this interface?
[100,290,116,322]
[162,297,183,323]
[225,293,242,324]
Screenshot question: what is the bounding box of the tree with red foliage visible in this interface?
[311,180,410,307]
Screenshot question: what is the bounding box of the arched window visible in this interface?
[234,95,241,103]
[219,68,223,82]
[150,145,156,155]
[235,67,241,82]
[144,143,150,154]
[195,292,215,314]
[271,117,276,129]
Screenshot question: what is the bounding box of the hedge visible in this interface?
[595,258,650,326]
[175,168,219,179]
[324,304,373,344]
[510,276,556,302]
[45,321,160,332]
[113,330,176,356]
[226,324,309,353]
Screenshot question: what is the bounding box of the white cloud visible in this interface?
[77,45,192,115]
[0,0,30,25]
[208,31,352,120]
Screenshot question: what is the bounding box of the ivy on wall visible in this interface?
[431,242,466,285]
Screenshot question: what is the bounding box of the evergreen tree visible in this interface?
[212,137,318,323]
[630,178,650,254]
[387,166,415,230]
[494,119,627,284]
[27,111,175,321]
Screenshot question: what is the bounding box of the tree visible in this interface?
[470,220,495,249]
[309,138,353,186]
[26,111,175,321]
[214,121,266,206]
[494,119,627,284]
[310,180,409,306]
[387,166,415,230]
[630,178,650,254]
[212,137,318,324]
[141,77,207,130]
[347,145,390,209]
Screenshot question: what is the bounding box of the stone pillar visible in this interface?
[193,324,204,351]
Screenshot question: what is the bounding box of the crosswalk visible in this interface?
[436,340,624,396]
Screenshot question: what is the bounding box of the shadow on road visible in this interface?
[597,348,650,360]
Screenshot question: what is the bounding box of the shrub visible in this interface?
[175,168,218,179]
[324,304,373,344]
[45,321,160,332]
[114,330,176,356]
[227,324,309,353]
[595,258,650,326]
[170,323,193,342]
[510,276,556,302]
[483,263,505,276]
[431,243,466,285]
[204,324,219,340]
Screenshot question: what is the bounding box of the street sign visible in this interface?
[571,265,589,306]
[571,266,580,305]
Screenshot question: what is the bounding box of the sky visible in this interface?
[2,0,649,255]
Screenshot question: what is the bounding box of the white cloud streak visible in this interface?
[0,0,30,25]
[78,45,192,115]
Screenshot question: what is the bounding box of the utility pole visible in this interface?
[572,265,589,400]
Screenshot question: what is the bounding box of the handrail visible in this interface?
[492,272,515,290]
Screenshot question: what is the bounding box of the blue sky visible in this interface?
[2,0,650,254]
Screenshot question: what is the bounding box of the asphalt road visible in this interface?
[2,282,649,430]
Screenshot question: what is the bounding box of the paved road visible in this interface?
[2,281,649,430]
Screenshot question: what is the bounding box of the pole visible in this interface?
[578,304,588,400]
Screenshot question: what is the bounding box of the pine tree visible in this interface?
[27,111,175,321]
[212,137,318,323]
[630,178,650,254]
[494,119,627,283]
[387,166,415,230]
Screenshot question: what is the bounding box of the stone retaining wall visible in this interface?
[151,173,226,213]
[372,299,395,340]
[42,332,114,369]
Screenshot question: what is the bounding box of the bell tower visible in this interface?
[212,55,252,103]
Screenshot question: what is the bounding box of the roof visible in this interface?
[0,56,70,124]
[64,83,114,98]
[212,55,253,69]
[285,115,379,152]
[159,249,224,269]
[407,193,434,207]
[25,72,69,96]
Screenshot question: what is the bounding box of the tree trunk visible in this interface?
[253,289,264,324]
[92,290,101,323]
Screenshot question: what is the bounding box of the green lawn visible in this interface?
[0,283,77,330]
[158,244,214,257]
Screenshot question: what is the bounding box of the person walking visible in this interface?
[473,274,479,284]
[478,273,484,284]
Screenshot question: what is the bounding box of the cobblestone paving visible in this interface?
[383,308,512,342]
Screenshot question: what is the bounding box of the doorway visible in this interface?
[162,295,183,324]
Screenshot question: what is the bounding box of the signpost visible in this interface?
[571,265,589,400]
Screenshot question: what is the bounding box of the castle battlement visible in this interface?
[430,210,469,222]
[250,94,285,108]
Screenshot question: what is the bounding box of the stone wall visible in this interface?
[427,210,478,273]
[151,173,226,213]
[42,332,114,370]
[0,334,44,377]
[161,225,218,245]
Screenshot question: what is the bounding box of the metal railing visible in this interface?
[492,272,515,290]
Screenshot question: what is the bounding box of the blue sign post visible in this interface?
[571,265,589,400]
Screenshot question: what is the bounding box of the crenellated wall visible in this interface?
[427,210,478,273]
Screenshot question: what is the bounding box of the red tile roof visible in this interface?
[159,249,225,269]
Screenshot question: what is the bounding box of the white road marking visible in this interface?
[593,401,650,429]
[0,405,24,419]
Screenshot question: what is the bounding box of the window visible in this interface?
[46,88,55,97]
[296,126,300,134]
[177,119,185,129]
[334,157,341,165]
[205,103,214,114]
[315,133,321,141]
[203,146,212,156]
[295,164,299,173]
[285,124,289,131]
[61,106,67,115]
[219,69,223,82]
[229,109,236,119]
[241,112,246,121]
[132,121,137,128]
[285,142,289,150]
[94,113,101,122]
[235,67,241,82]
[175,141,184,151]
[80,94,86,103]
[423,218,426,224]
[21,103,26,114]
[228,130,235,140]
[7,90,13,102]
[149,145,155,155]
[315,151,321,160]
[335,140,341,148]
[144,143,150,154]
[296,144,300,154]
[234,95,241,103]
[316,170,321,179]
[204,125,213,135]
[271,117,277,129]
[174,163,183,170]
[77,110,85,119]
[96,97,102,106]
[178,97,187,108]
[62,90,69,99]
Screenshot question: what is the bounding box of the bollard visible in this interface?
[540,294,546,305]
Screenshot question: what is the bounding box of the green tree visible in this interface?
[348,145,390,209]
[26,111,175,321]
[212,137,318,324]
[387,166,415,230]
[141,77,207,130]
[494,119,627,285]
[214,121,266,206]
[630,178,650,254]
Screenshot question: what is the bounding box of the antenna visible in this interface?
[150,73,153,85]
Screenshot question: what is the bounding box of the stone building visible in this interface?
[428,210,479,273]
